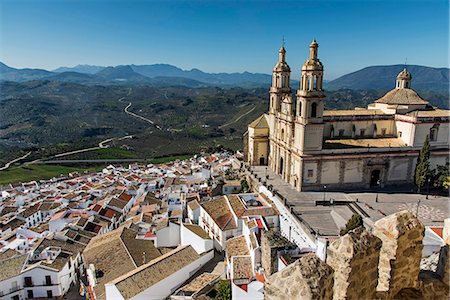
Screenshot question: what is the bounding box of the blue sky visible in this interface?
[0,0,448,79]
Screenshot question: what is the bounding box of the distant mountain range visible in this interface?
[327,65,449,92]
[0,61,448,91]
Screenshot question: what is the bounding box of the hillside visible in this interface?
[327,65,449,92]
[1,78,448,165]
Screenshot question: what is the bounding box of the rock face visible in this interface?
[373,210,424,297]
[327,227,382,300]
[265,253,334,300]
[263,212,449,300]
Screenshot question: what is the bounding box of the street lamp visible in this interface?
[426,177,431,199]
[375,180,380,202]
[416,199,421,216]
[323,185,327,201]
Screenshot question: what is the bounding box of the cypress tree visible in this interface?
[415,135,430,193]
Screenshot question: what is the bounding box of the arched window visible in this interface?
[298,101,302,117]
[307,76,311,91]
[330,125,334,138]
[430,124,439,141]
[311,102,317,118]
[281,129,285,141]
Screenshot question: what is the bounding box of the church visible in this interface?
[245,40,449,191]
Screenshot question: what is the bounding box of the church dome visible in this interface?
[375,88,428,105]
[397,68,412,81]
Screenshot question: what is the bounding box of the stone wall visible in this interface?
[265,253,334,300]
[264,211,449,300]
[327,227,382,300]
[373,210,424,297]
[260,229,294,276]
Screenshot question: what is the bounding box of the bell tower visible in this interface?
[294,40,325,153]
[267,44,294,181]
[269,46,292,114]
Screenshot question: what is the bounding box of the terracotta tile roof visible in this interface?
[188,200,200,210]
[99,208,122,220]
[0,254,27,281]
[227,195,246,217]
[323,137,406,149]
[226,235,249,258]
[232,256,253,280]
[407,109,450,117]
[111,246,200,299]
[375,88,428,105]
[84,222,102,234]
[91,204,102,213]
[83,226,161,300]
[324,109,386,116]
[202,197,237,231]
[20,204,40,218]
[177,272,219,294]
[108,198,128,210]
[118,192,132,202]
[183,224,211,240]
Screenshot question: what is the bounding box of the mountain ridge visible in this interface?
[1,61,448,91]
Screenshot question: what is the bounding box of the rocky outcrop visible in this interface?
[263,213,449,300]
[327,227,382,300]
[265,253,334,300]
[373,210,424,297]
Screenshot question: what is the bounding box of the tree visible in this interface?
[240,178,250,193]
[216,280,231,300]
[340,214,363,236]
[414,135,431,193]
[433,163,450,191]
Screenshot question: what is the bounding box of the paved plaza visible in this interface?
[249,165,449,236]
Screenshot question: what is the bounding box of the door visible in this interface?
[279,157,284,176]
[370,170,381,187]
[259,157,265,165]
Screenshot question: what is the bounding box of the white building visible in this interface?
[104,245,213,300]
[246,41,449,191]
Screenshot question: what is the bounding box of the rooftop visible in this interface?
[323,137,406,149]
[375,88,428,105]
[111,245,200,299]
[184,223,211,240]
[226,235,249,258]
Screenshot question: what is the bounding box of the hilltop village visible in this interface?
[0,150,448,300]
[0,41,449,300]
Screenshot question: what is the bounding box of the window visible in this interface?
[27,290,34,299]
[307,169,314,178]
[360,129,366,136]
[298,101,302,117]
[430,124,439,141]
[47,290,53,298]
[281,129,285,141]
[311,103,317,118]
[24,277,33,287]
[339,129,345,137]
[381,128,386,136]
[330,125,334,138]
[45,275,52,286]
[398,131,402,137]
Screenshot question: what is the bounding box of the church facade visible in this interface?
[245,41,449,191]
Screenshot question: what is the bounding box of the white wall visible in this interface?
[180,224,213,254]
[156,222,180,248]
[231,280,264,300]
